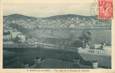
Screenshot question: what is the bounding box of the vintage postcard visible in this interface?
[0,0,115,73]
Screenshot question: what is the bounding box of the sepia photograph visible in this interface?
[2,0,112,69]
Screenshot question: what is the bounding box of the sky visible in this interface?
[2,0,98,17]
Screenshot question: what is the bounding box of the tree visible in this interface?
[78,30,92,48]
[71,40,83,48]
[13,36,21,43]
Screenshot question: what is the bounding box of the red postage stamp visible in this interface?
[98,0,113,20]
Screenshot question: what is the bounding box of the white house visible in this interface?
[17,33,26,43]
[3,30,26,43]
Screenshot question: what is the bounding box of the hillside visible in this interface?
[3,14,111,29]
[3,14,111,48]
[3,14,37,21]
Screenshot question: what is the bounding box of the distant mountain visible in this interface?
[3,14,111,30]
[44,14,96,19]
[3,14,111,48]
[3,14,37,22]
[38,14,111,28]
